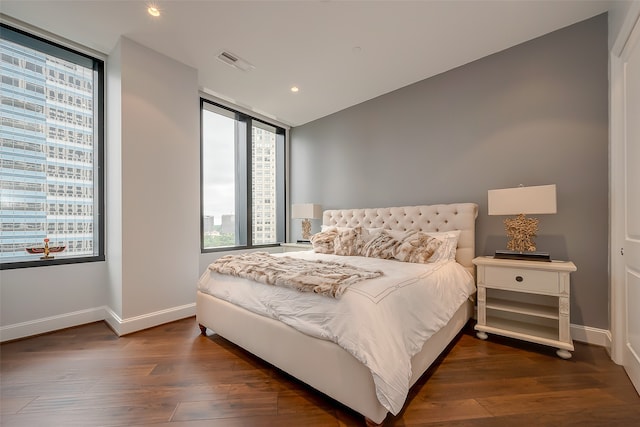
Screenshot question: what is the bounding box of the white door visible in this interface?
[611,5,640,395]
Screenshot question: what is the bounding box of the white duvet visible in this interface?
[197,251,475,415]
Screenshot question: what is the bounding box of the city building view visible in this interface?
[251,125,277,245]
[0,35,99,262]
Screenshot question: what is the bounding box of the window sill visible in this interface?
[0,255,106,270]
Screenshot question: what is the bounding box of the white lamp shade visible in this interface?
[292,203,323,219]
[488,184,557,215]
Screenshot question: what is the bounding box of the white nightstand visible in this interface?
[472,256,577,359]
[280,242,313,253]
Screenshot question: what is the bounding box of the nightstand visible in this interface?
[280,242,313,253]
[472,256,577,359]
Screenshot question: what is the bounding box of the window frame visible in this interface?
[200,98,286,253]
[0,23,105,270]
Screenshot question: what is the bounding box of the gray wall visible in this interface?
[290,14,608,329]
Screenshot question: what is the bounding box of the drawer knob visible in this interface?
[515,276,524,282]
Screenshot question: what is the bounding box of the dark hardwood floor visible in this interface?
[1,317,638,426]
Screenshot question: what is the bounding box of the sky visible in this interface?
[202,109,235,224]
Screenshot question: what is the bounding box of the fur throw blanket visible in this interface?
[209,252,383,298]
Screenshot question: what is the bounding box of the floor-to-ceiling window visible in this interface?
[201,99,285,251]
[0,24,104,269]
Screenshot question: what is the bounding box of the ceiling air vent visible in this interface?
[216,50,255,72]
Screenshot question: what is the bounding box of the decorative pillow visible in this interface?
[385,229,418,242]
[395,232,443,264]
[360,227,384,244]
[310,227,338,254]
[425,230,461,262]
[362,230,400,259]
[333,226,365,256]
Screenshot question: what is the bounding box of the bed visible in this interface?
[196,203,478,425]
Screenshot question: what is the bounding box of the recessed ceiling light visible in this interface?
[290,86,299,93]
[147,5,161,17]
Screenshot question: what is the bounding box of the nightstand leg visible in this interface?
[476,331,488,340]
[556,349,572,359]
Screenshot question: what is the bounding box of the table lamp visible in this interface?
[488,184,556,261]
[292,203,322,241]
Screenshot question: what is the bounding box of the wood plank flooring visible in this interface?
[1,317,639,426]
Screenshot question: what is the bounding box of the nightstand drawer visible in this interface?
[484,266,559,294]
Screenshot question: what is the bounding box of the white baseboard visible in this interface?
[1,303,196,342]
[0,306,106,343]
[570,323,612,351]
[104,303,196,336]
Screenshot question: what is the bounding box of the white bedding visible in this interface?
[197,251,475,415]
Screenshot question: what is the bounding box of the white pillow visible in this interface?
[425,230,461,262]
[321,224,336,232]
[321,225,355,233]
[360,227,384,243]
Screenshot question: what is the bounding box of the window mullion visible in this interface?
[245,117,253,247]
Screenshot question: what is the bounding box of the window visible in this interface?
[201,99,285,251]
[0,24,104,269]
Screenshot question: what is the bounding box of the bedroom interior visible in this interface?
[1,0,639,425]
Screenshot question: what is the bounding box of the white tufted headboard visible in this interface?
[323,203,479,277]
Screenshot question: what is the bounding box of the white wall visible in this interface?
[0,37,201,341]
[105,37,200,334]
[106,38,123,319]
[0,261,108,341]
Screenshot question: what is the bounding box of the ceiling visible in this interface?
[1,1,611,127]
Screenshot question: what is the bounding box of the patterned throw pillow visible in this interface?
[395,232,443,264]
[310,228,338,254]
[385,229,418,242]
[333,227,365,256]
[426,230,461,262]
[362,230,400,259]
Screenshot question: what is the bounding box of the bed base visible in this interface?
[197,203,478,424]
[197,290,473,425]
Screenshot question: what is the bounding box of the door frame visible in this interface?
[610,2,640,395]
